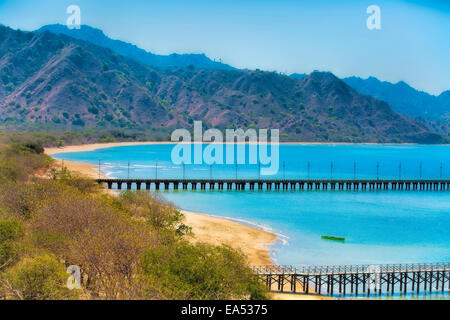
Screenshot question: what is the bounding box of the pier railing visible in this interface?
[252,262,450,296]
[97,178,450,191]
[252,262,450,275]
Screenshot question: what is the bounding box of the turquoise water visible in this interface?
[54,144,450,266]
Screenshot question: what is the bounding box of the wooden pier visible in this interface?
[97,178,450,191]
[253,262,450,297]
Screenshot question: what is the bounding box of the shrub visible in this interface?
[119,191,191,236]
[71,119,85,126]
[5,82,15,92]
[140,241,268,300]
[33,193,156,299]
[0,219,24,268]
[29,230,68,256]
[8,141,44,155]
[3,254,77,300]
[56,171,99,194]
[0,220,23,244]
[99,136,115,143]
[0,182,60,218]
[23,142,44,154]
[0,137,268,300]
[88,107,99,115]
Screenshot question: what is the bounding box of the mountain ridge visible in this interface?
[0,25,444,143]
[39,24,449,128]
[342,76,450,122]
[37,24,235,71]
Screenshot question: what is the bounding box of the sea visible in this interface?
[53,144,450,268]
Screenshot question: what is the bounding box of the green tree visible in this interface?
[140,241,268,300]
[0,219,24,269]
[3,254,78,300]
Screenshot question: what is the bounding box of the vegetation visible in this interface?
[0,127,174,148]
[140,241,267,300]
[0,136,267,300]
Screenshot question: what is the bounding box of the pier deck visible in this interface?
[253,262,450,297]
[97,178,450,191]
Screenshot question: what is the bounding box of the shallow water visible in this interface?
[54,144,450,266]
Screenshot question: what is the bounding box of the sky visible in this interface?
[0,0,449,95]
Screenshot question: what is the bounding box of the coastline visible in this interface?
[182,210,276,266]
[45,141,171,155]
[45,140,420,155]
[57,160,107,179]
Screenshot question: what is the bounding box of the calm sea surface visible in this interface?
[54,144,450,267]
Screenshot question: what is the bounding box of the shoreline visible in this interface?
[182,210,276,266]
[45,140,422,155]
[57,160,107,179]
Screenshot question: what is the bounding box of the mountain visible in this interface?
[0,25,443,143]
[413,118,450,137]
[343,76,449,122]
[37,24,234,71]
[438,90,450,114]
[289,73,307,80]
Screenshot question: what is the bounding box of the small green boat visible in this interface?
[321,235,345,242]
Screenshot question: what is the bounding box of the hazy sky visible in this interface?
[0,0,449,95]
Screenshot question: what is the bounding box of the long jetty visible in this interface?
[253,262,450,297]
[97,178,450,191]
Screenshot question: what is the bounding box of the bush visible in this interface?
[56,171,99,194]
[29,230,68,256]
[8,141,44,155]
[5,82,15,92]
[0,143,48,182]
[0,182,61,218]
[0,220,23,244]
[88,107,99,115]
[140,241,268,300]
[33,193,155,299]
[119,191,189,234]
[4,254,78,300]
[71,119,85,126]
[0,219,24,268]
[0,136,268,300]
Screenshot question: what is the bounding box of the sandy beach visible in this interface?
[45,141,170,155]
[44,140,418,156]
[56,160,105,179]
[182,210,276,265]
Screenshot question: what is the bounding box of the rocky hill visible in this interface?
[0,26,443,143]
[37,24,234,71]
[343,76,450,123]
